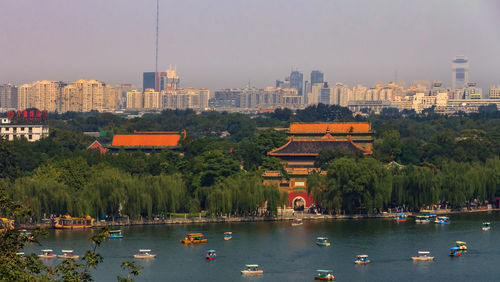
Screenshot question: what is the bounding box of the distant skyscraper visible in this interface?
[143,66,180,91]
[0,84,18,109]
[310,70,324,85]
[452,56,469,90]
[143,72,156,91]
[290,70,304,97]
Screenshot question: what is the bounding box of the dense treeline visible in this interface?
[0,105,499,219]
[308,157,500,214]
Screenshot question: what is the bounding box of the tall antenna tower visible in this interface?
[155,0,159,74]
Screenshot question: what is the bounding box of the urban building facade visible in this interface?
[0,84,17,109]
[452,56,469,90]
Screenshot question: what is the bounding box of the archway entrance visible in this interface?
[293,197,305,211]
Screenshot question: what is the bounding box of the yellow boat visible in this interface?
[0,218,14,232]
[54,215,93,229]
[456,241,467,250]
[180,233,207,244]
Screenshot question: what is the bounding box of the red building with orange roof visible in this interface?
[263,122,373,210]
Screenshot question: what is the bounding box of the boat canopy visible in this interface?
[16,252,25,255]
[206,250,216,253]
[224,232,232,235]
[109,230,122,233]
[61,250,73,253]
[483,222,490,225]
[246,264,259,267]
[139,249,151,252]
[450,247,460,250]
[418,251,430,254]
[439,216,450,219]
[456,241,466,245]
[317,237,327,240]
[396,214,406,216]
[42,249,53,252]
[357,255,368,258]
[188,233,204,236]
[317,270,333,273]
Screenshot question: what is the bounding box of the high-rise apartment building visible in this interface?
[143,89,161,109]
[126,90,144,109]
[62,79,118,112]
[310,70,324,85]
[462,82,482,99]
[490,86,500,99]
[452,56,469,90]
[0,84,18,109]
[290,71,304,97]
[17,81,65,112]
[430,80,448,97]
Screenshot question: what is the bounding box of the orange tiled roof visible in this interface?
[289,123,371,134]
[111,134,181,147]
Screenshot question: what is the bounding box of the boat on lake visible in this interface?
[435,216,450,224]
[456,241,467,250]
[0,218,14,233]
[54,215,93,229]
[107,230,123,239]
[291,219,303,226]
[241,264,263,275]
[314,269,335,281]
[449,247,461,257]
[180,233,207,244]
[415,215,431,223]
[16,252,25,258]
[134,249,156,259]
[58,250,79,259]
[19,229,35,241]
[354,254,371,264]
[482,222,491,231]
[394,214,407,223]
[39,249,56,259]
[411,251,434,261]
[316,237,330,247]
[420,212,436,219]
[224,232,232,240]
[205,250,216,260]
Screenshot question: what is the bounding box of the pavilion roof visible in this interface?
[110,131,185,147]
[268,135,372,156]
[289,123,371,134]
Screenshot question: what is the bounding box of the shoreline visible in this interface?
[18,208,499,229]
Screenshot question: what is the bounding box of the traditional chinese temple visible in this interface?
[88,130,186,154]
[263,122,373,210]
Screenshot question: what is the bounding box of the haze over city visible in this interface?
[2,0,500,90]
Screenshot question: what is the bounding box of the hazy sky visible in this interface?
[1,0,499,90]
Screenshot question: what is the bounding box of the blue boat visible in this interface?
[107,230,123,239]
[449,247,461,257]
[435,216,450,225]
[205,250,216,260]
[394,214,407,223]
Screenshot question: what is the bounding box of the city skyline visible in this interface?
[1,0,500,90]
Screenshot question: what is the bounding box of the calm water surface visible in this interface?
[24,212,500,281]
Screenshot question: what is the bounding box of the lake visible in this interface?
[24,212,499,281]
